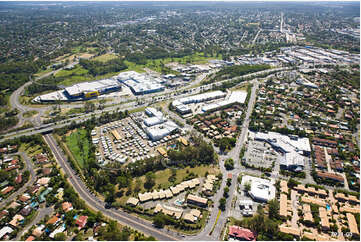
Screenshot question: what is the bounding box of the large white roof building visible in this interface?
[202,90,247,112]
[64,79,120,97]
[117,71,165,95]
[242,175,276,202]
[249,131,311,171]
[145,120,179,141]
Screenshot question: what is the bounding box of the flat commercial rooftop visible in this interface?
[65,79,120,96]
[202,90,247,112]
[242,175,276,202]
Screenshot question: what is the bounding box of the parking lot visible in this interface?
[91,113,183,166]
[230,186,260,220]
[244,140,278,168]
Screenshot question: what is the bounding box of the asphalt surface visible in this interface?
[0,151,36,209]
[43,133,182,241]
[183,80,260,241]
[15,206,54,240]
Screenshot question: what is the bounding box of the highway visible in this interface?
[1,67,291,143]
[43,133,182,241]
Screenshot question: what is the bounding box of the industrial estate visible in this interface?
[0,1,359,242]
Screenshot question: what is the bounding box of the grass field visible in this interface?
[23,110,38,118]
[123,52,221,74]
[65,129,90,169]
[55,64,120,86]
[118,165,219,205]
[20,143,43,157]
[34,68,53,77]
[49,51,221,87]
[55,65,89,78]
[93,53,119,62]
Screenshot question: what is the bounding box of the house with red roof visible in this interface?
[15,174,22,184]
[1,186,14,195]
[25,235,35,241]
[62,202,73,212]
[228,225,256,241]
[76,215,88,229]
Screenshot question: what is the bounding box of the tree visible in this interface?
[224,158,235,170]
[219,198,226,211]
[153,213,166,228]
[288,178,299,189]
[227,178,232,187]
[134,178,142,193]
[223,187,230,198]
[54,232,66,241]
[244,182,251,193]
[219,138,230,152]
[268,199,280,220]
[144,171,155,190]
[84,101,95,113]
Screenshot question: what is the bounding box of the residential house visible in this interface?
[76,215,88,229]
[228,225,256,241]
[186,194,208,207]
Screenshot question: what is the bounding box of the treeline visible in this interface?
[0,116,18,133]
[79,58,127,76]
[125,46,194,65]
[168,135,216,167]
[26,76,60,95]
[212,64,271,82]
[332,69,360,89]
[0,60,47,92]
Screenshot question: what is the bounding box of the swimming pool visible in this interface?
[326,204,331,211]
[174,199,184,206]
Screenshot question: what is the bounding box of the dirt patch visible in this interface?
[79,53,95,59]
[65,130,75,137]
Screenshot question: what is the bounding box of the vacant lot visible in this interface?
[93,53,118,62]
[54,64,120,86]
[66,129,90,169]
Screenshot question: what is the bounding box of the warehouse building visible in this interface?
[117,71,165,95]
[172,90,226,114]
[144,116,166,127]
[33,78,121,102]
[145,120,179,141]
[64,79,121,99]
[201,91,247,112]
[145,107,163,118]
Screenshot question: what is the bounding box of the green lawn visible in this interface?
[123,52,221,74]
[118,165,219,205]
[55,65,89,78]
[136,165,218,192]
[55,64,121,86]
[20,143,43,157]
[23,110,38,118]
[34,68,53,77]
[93,53,118,62]
[65,129,90,169]
[50,52,221,87]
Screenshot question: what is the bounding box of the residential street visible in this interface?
[0,152,36,209]
[15,206,54,240]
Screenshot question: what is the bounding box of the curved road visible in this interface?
[0,152,36,209]
[43,133,182,241]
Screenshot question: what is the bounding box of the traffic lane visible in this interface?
[44,134,179,241]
